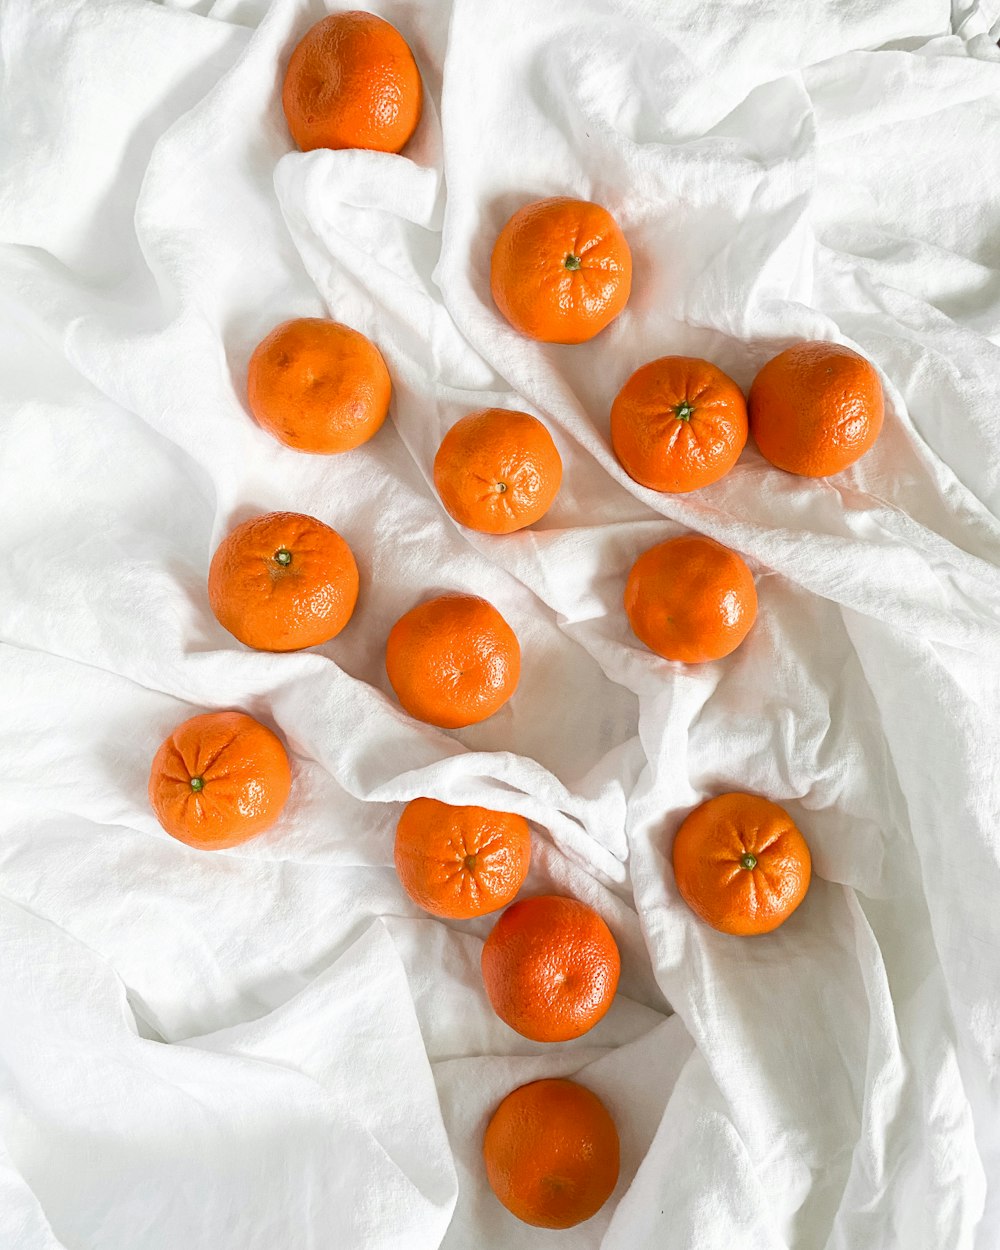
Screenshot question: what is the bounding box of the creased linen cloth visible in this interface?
[2,0,1000,1245]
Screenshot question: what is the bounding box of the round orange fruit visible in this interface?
[148,711,291,850]
[483,1078,620,1229]
[209,511,359,652]
[393,797,532,919]
[490,197,632,344]
[672,792,812,935]
[481,895,620,1042]
[611,356,747,492]
[385,593,520,729]
[748,341,884,476]
[247,318,391,454]
[433,409,562,534]
[282,11,422,154]
[624,534,757,663]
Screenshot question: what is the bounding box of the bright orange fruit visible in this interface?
[611,356,747,492]
[282,11,422,154]
[385,593,520,729]
[483,1078,620,1229]
[394,798,531,918]
[481,895,620,1042]
[433,409,562,534]
[490,197,632,344]
[247,318,391,455]
[209,511,359,652]
[672,792,812,935]
[148,711,291,850]
[624,534,757,663]
[748,341,884,476]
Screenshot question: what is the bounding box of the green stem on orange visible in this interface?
[190,776,205,793]
[564,253,582,271]
[674,401,695,422]
[740,852,757,870]
[274,548,292,567]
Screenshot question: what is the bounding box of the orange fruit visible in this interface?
[209,511,359,652]
[247,318,391,455]
[282,11,422,154]
[748,341,884,476]
[672,792,812,935]
[481,895,620,1042]
[433,409,562,535]
[148,711,291,850]
[490,197,632,344]
[393,798,531,919]
[624,534,757,664]
[611,356,747,493]
[483,1078,620,1229]
[385,593,520,729]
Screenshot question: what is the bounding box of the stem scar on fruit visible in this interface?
[740,852,757,870]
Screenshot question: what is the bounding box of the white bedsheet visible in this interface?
[2,0,1000,1246]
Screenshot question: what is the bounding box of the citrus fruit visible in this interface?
[393,797,531,918]
[282,11,422,154]
[385,593,520,728]
[208,511,359,652]
[483,1078,620,1229]
[611,356,747,492]
[748,341,884,476]
[624,534,757,663]
[490,197,632,344]
[148,711,291,850]
[672,792,812,935]
[433,408,562,534]
[481,895,620,1042]
[247,318,391,454]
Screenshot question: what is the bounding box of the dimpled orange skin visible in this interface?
[385,593,520,729]
[282,11,422,154]
[748,341,884,477]
[672,793,812,936]
[490,198,632,344]
[624,535,757,664]
[393,798,532,919]
[148,711,292,850]
[481,895,621,1043]
[611,356,748,493]
[433,409,563,535]
[483,1079,620,1230]
[208,512,359,653]
[247,318,391,455]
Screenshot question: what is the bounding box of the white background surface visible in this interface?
[2,0,1000,1246]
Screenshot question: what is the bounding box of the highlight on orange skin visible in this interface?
[671,792,812,935]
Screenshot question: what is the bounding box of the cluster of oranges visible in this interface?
[146,10,886,1231]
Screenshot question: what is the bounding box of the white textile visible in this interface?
[2,0,1000,1246]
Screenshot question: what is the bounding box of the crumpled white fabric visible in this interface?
[1,0,1000,1246]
